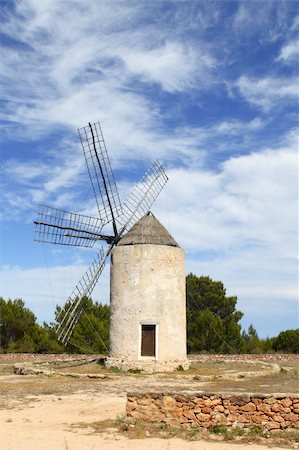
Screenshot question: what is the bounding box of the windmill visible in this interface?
[34,121,168,346]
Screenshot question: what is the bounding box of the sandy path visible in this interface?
[0,392,286,450]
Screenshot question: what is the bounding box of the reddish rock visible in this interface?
[214,405,225,412]
[271,403,284,413]
[183,410,196,420]
[265,421,280,430]
[195,413,211,421]
[194,406,202,413]
[175,395,189,403]
[138,398,153,406]
[182,404,190,410]
[280,398,292,408]
[162,396,176,409]
[258,403,271,413]
[265,397,276,404]
[200,420,213,428]
[205,398,222,406]
[273,415,285,423]
[283,413,298,422]
[227,404,237,412]
[126,400,138,410]
[240,403,256,412]
[202,406,212,414]
[252,414,268,424]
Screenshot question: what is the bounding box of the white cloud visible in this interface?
[213,118,266,135]
[121,41,215,92]
[235,75,299,111]
[277,39,299,63]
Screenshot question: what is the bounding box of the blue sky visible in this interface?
[0,0,298,338]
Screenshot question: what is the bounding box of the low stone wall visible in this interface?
[127,392,299,431]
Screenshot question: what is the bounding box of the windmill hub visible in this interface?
[106,213,189,373]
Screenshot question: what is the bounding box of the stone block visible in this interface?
[265,421,280,430]
[271,403,284,413]
[264,397,276,404]
[227,404,237,412]
[194,406,202,413]
[240,402,256,412]
[257,403,271,413]
[162,395,176,409]
[214,405,225,412]
[283,413,298,422]
[138,398,153,406]
[183,410,196,421]
[229,395,250,406]
[175,395,189,403]
[280,398,292,408]
[252,414,268,424]
[126,400,138,411]
[202,406,212,414]
[195,413,211,421]
[273,415,285,423]
[205,398,222,407]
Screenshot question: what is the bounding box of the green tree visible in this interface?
[0,297,36,352]
[241,324,262,353]
[54,297,110,354]
[0,297,62,353]
[186,274,244,353]
[272,329,299,353]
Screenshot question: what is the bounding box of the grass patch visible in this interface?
[211,425,228,436]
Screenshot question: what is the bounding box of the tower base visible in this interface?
[105,357,190,373]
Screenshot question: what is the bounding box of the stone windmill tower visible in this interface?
[107,212,189,372]
[34,121,188,371]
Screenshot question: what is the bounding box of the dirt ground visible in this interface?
[0,354,298,450]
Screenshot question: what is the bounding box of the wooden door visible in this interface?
[141,324,156,357]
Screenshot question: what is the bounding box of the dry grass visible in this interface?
[71,415,299,448]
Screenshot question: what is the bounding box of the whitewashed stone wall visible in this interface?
[106,244,188,372]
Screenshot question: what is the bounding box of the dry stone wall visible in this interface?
[127,392,299,431]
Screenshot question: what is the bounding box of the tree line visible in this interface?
[0,274,298,354]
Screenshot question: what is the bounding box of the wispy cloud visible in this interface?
[235,75,299,111]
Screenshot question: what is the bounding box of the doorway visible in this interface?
[141,324,156,357]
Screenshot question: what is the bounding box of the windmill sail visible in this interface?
[118,160,168,234]
[78,122,123,230]
[34,121,168,347]
[56,247,109,344]
[34,204,103,248]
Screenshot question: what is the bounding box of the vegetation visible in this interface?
[186,274,243,353]
[0,273,298,354]
[54,297,109,354]
[0,297,62,353]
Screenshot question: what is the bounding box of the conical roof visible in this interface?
[117,212,180,247]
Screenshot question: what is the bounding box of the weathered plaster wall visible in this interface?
[107,244,188,371]
[127,392,299,430]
